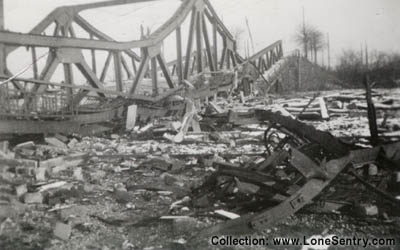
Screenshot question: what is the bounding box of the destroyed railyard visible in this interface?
[0,0,400,250]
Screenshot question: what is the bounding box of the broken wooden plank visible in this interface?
[318,97,329,120]
[209,102,224,114]
[214,210,240,219]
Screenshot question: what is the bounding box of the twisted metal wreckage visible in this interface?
[193,109,400,237]
[0,0,399,237]
[0,0,282,135]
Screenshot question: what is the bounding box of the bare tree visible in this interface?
[295,24,325,63]
[295,24,310,59]
[308,27,325,64]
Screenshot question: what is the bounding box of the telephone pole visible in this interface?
[365,41,369,70]
[327,33,331,70]
[302,7,308,59]
[245,17,255,55]
[360,44,364,65]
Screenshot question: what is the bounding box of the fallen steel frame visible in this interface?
[194,108,400,237]
[0,0,240,99]
[0,0,284,134]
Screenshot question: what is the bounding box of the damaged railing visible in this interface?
[0,85,122,120]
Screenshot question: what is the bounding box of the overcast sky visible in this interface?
[3,0,400,66]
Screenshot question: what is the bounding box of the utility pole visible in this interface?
[365,41,369,70]
[245,17,255,55]
[297,49,301,90]
[363,75,378,145]
[327,33,331,70]
[245,40,249,59]
[360,44,364,65]
[0,0,5,75]
[302,7,307,59]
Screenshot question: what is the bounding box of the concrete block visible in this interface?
[53,222,71,241]
[45,137,68,149]
[15,184,28,198]
[24,192,43,204]
[126,105,137,130]
[73,167,84,181]
[35,167,47,181]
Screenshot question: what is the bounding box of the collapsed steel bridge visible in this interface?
[0,0,283,135]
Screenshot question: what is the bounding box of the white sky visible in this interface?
[3,0,400,66]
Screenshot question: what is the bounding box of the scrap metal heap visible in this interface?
[0,87,399,248]
[191,107,400,237]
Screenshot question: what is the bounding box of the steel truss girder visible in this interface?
[1,0,239,101]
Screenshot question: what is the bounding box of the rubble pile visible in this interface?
[0,88,399,250]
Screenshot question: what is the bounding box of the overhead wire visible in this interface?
[0,51,50,86]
